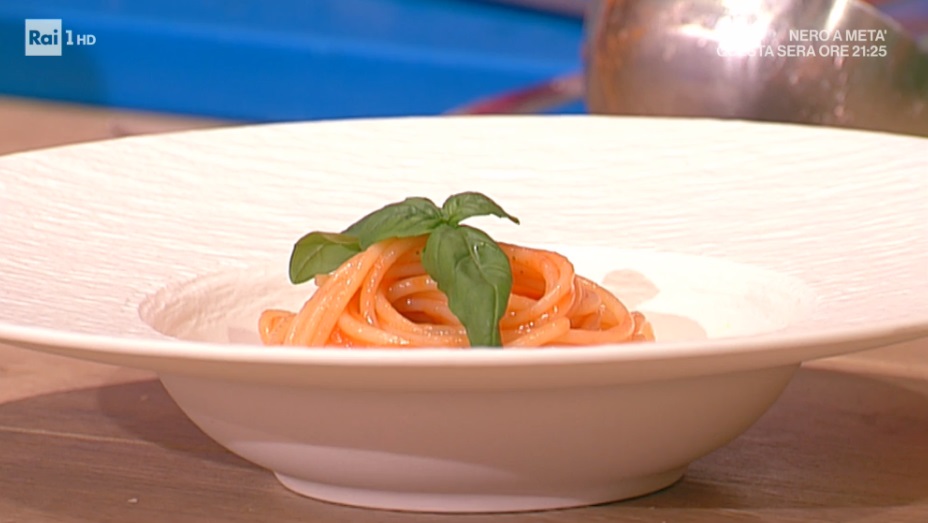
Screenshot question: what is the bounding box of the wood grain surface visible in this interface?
[0,96,227,156]
[1,363,927,523]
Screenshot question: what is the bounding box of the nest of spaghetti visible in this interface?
[260,235,654,348]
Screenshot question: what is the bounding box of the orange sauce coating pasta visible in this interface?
[259,236,653,348]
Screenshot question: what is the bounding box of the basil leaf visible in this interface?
[343,197,444,249]
[441,192,520,227]
[289,232,361,284]
[421,224,512,347]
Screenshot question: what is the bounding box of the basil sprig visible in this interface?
[419,224,513,347]
[288,192,519,347]
[344,197,445,249]
[289,232,362,284]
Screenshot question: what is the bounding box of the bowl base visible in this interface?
[274,466,686,513]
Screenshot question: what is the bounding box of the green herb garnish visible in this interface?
[419,223,513,348]
[288,192,519,347]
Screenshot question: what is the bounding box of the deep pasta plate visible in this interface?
[0,116,926,512]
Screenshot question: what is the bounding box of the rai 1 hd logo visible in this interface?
[25,19,96,56]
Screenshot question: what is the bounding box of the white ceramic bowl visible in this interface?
[139,250,811,511]
[1,116,926,513]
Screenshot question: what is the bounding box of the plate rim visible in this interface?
[1,114,926,381]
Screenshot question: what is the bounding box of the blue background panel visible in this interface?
[1,0,585,121]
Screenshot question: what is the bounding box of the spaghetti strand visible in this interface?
[259,236,653,348]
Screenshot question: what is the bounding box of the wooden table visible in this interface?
[3,343,928,523]
[3,96,928,522]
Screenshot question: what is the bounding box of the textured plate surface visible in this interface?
[0,115,926,384]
